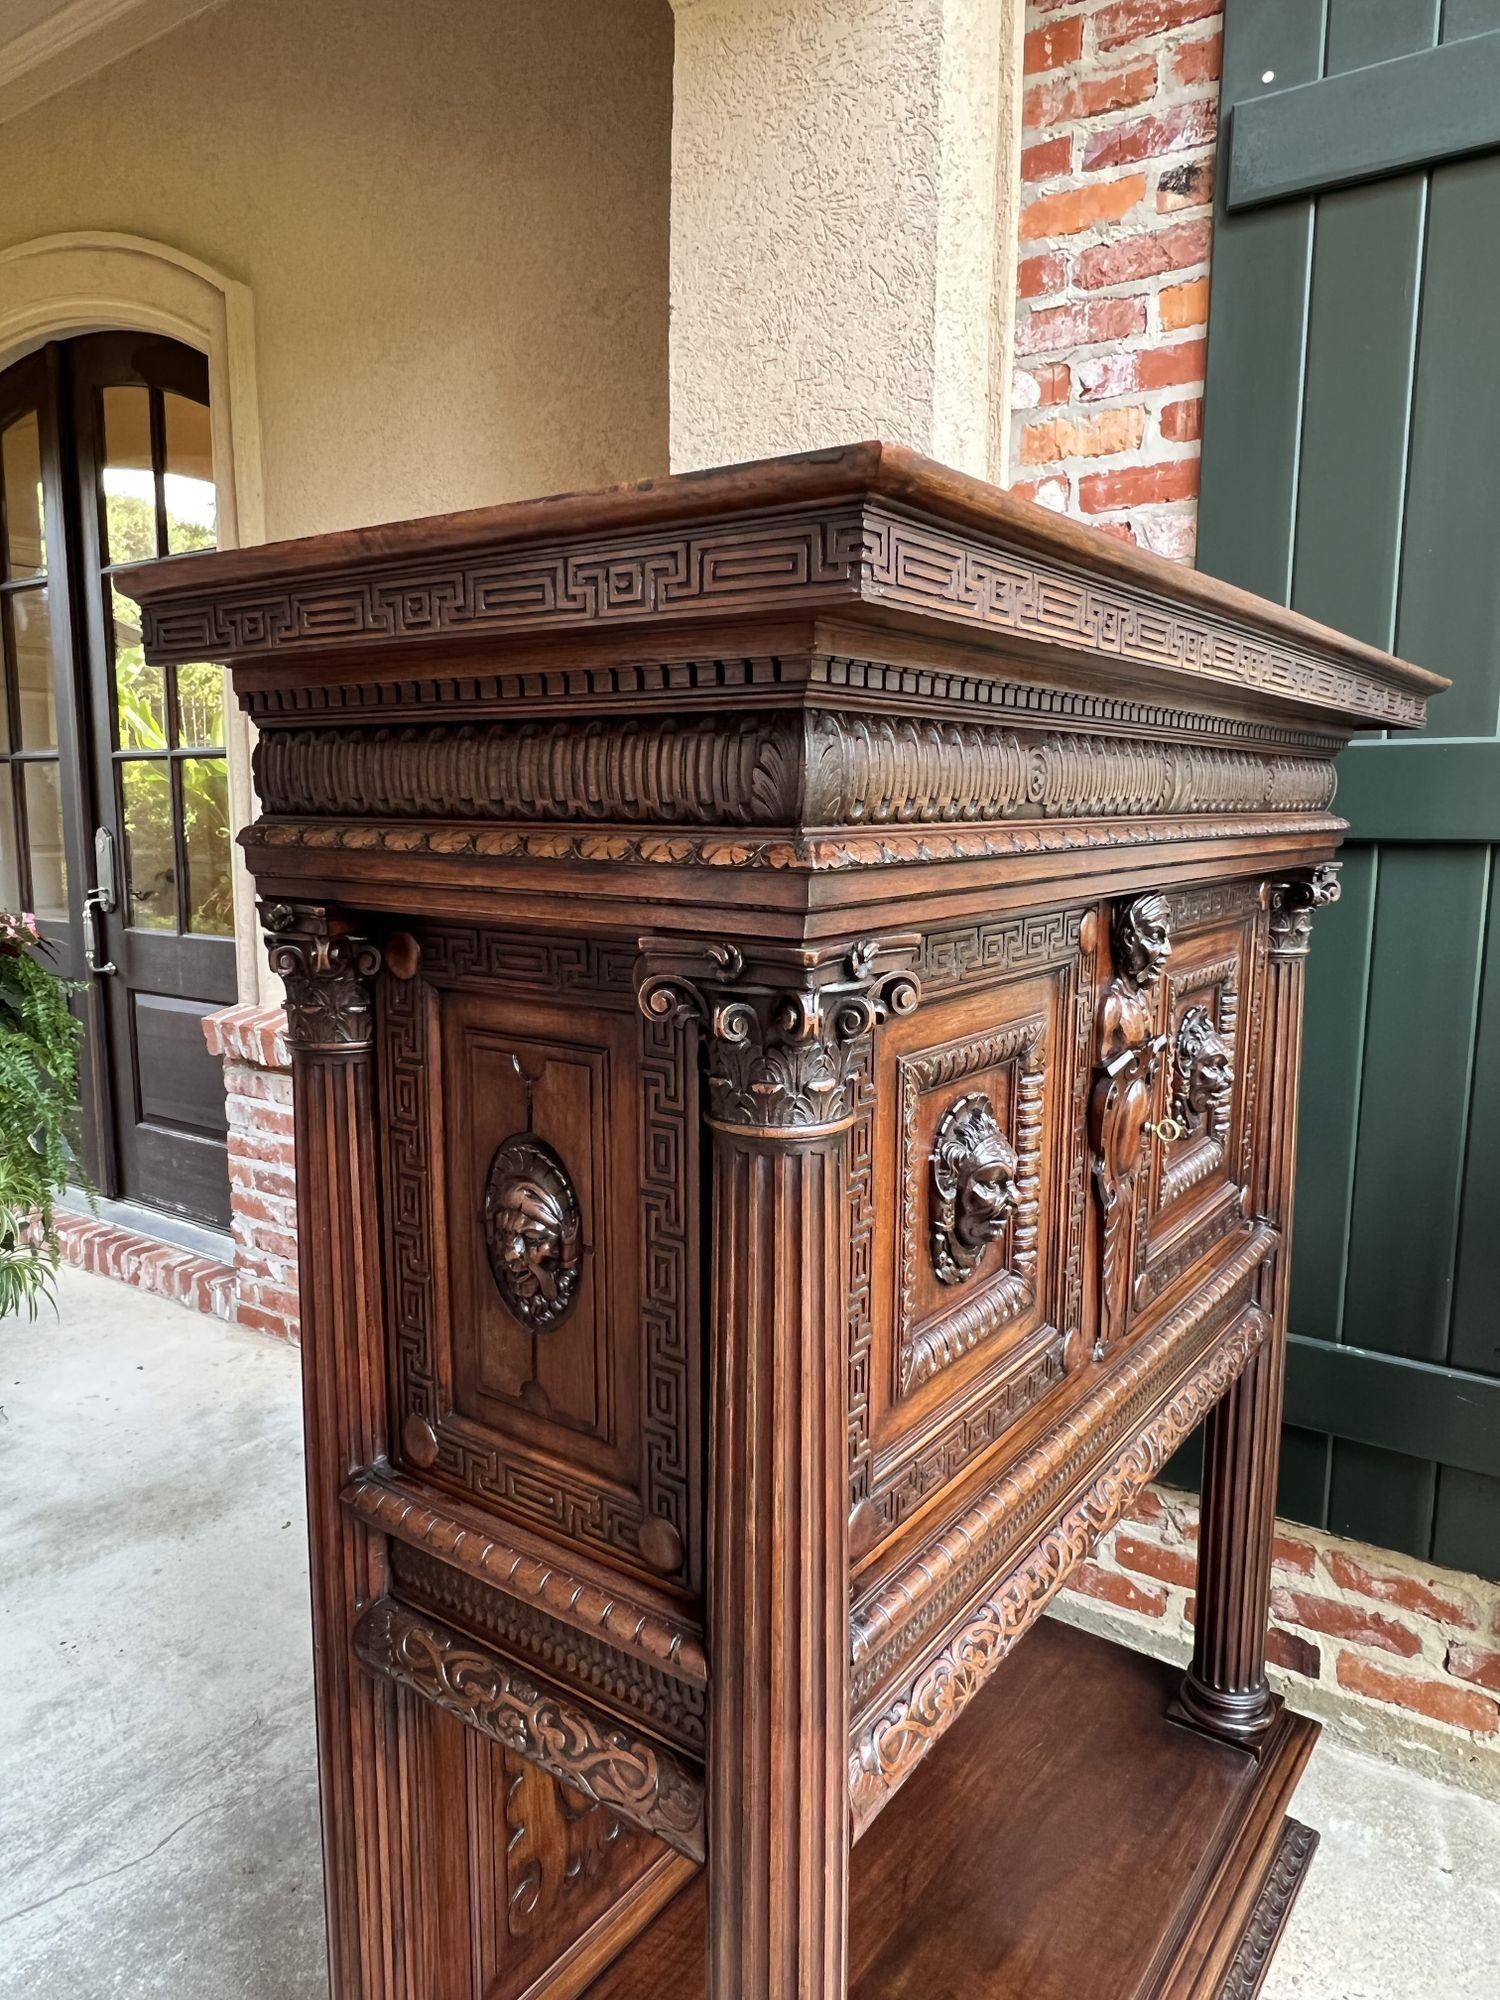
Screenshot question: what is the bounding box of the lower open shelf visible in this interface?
[584,1620,1319,2000]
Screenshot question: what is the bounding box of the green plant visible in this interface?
[0,911,84,1318]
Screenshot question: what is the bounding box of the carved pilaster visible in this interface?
[1178,866,1336,1750]
[635,935,919,2000]
[263,901,400,1996]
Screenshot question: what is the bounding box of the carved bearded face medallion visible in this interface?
[930,1092,1020,1286]
[1172,1005,1234,1138]
[483,1136,583,1332]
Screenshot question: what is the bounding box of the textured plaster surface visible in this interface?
[0,0,672,539]
[5,1269,1499,1995]
[669,0,1020,477]
[0,1265,324,1997]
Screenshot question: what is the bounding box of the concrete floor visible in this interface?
[3,1267,1499,1998]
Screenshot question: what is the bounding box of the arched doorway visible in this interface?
[0,332,234,1228]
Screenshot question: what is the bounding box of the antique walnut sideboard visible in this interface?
[123,444,1443,2000]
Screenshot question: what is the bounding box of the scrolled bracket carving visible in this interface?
[1089,892,1173,1354]
[1170,1003,1234,1142]
[483,1134,584,1333]
[352,1598,706,1861]
[1265,863,1341,958]
[635,933,921,1137]
[261,899,381,1053]
[929,1091,1019,1287]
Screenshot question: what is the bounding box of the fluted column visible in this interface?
[1178,866,1340,1747]
[263,902,399,1999]
[638,936,919,2000]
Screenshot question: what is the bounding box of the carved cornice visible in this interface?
[260,900,379,1053]
[341,1472,707,1687]
[850,1223,1278,1703]
[243,655,1347,753]
[848,1300,1269,1835]
[133,496,1429,727]
[247,809,1348,874]
[252,713,1337,830]
[1265,862,1342,958]
[352,1598,706,1861]
[635,935,920,1137]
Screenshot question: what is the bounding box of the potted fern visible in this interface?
[0,912,84,1319]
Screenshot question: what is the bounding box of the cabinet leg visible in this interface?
[268,905,402,2000]
[1176,1336,1283,1747]
[1176,870,1336,1752]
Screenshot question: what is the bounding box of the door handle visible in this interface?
[82,888,116,976]
[83,827,118,976]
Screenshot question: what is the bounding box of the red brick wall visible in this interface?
[204,1004,301,1342]
[1011,0,1221,561]
[1070,1486,1500,1765]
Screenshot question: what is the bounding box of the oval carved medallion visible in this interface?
[483,1135,584,1333]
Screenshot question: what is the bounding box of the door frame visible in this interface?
[0,230,267,1004]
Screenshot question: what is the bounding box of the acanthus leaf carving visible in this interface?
[635,935,921,1136]
[261,899,380,1053]
[1265,862,1342,958]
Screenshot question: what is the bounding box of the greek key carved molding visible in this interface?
[138,499,1428,726]
[261,900,380,1053]
[848,1299,1269,1835]
[1266,863,1342,958]
[254,713,1336,831]
[352,1598,706,1861]
[635,935,921,1137]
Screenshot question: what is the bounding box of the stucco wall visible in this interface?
[0,0,673,538]
[669,0,1021,479]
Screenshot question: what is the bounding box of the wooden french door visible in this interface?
[0,333,235,1230]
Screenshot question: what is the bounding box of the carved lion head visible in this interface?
[1172,1005,1233,1137]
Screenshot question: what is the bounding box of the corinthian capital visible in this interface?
[262,901,381,1054]
[1265,863,1342,960]
[636,934,920,1138]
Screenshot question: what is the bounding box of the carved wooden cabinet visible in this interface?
[124,444,1442,2000]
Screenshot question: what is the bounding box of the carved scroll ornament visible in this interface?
[929,1092,1019,1287]
[1266,862,1342,957]
[1089,892,1172,1352]
[261,900,380,1052]
[636,935,920,1137]
[483,1135,584,1333]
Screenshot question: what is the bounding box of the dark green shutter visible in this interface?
[1196,0,1500,1579]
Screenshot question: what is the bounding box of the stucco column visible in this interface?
[669,0,1023,479]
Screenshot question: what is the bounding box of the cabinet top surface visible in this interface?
[118,442,1442,733]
